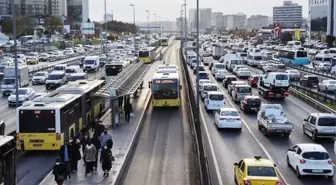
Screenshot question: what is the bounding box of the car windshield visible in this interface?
[277,65,286,69]
[315,57,323,61]
[35,73,45,76]
[290,70,300,74]
[318,117,336,126]
[54,66,64,70]
[247,99,261,104]
[200,80,211,85]
[308,77,318,81]
[237,87,251,93]
[48,74,63,80]
[209,94,224,100]
[247,166,277,177]
[199,73,208,77]
[65,69,76,73]
[214,64,225,69]
[220,111,239,116]
[99,58,107,61]
[240,53,247,57]
[204,85,217,91]
[302,152,329,160]
[1,78,15,84]
[85,60,95,64]
[275,74,288,80]
[14,89,28,95]
[254,56,262,60]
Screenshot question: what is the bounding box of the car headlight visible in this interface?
[19,97,25,101]
[7,97,10,101]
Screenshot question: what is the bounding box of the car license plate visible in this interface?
[276,94,281,97]
[276,130,284,133]
[312,169,323,173]
[33,144,42,147]
[228,119,234,122]
[251,108,257,110]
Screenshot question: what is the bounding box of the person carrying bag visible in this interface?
[53,158,67,185]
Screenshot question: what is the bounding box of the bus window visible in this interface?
[139,51,149,57]
[297,51,307,58]
[19,110,56,133]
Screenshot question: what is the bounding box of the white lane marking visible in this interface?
[206,72,291,185]
[287,97,313,114]
[184,54,224,185]
[200,103,225,185]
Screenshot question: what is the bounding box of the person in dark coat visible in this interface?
[100,144,113,177]
[118,96,123,109]
[59,143,72,179]
[52,158,67,185]
[69,139,81,172]
[91,134,101,170]
[80,133,90,163]
[124,101,133,123]
[94,121,105,139]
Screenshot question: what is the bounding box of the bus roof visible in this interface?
[56,80,104,94]
[139,47,156,51]
[152,72,179,80]
[18,93,82,109]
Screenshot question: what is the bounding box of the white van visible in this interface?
[204,91,225,111]
[65,66,81,78]
[201,83,219,99]
[226,57,243,72]
[312,53,333,67]
[247,52,263,67]
[83,56,100,72]
[287,41,302,49]
[53,64,67,72]
[261,72,290,89]
[211,63,226,75]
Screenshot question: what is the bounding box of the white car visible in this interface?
[8,88,35,106]
[287,143,333,179]
[318,80,336,92]
[214,108,242,131]
[204,91,225,111]
[236,68,251,78]
[197,79,212,91]
[286,69,301,81]
[232,65,245,74]
[32,71,49,85]
[214,69,228,80]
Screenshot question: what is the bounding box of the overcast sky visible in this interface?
[89,0,309,23]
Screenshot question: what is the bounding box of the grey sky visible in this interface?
[89,0,308,23]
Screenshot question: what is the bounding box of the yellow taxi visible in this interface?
[234,156,281,185]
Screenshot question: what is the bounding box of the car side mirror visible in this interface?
[304,118,307,122]
[180,85,182,90]
[233,162,238,166]
[288,149,294,152]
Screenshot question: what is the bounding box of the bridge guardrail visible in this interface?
[270,60,336,79]
[180,47,211,185]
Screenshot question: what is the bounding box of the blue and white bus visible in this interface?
[278,49,309,65]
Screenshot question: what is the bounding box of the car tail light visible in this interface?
[244,180,251,185]
[300,159,306,164]
[268,92,274,96]
[220,117,225,120]
[16,133,20,140]
[56,133,61,140]
[275,181,282,185]
[284,92,289,96]
[328,159,333,165]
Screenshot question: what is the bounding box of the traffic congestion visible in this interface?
[182,34,336,185]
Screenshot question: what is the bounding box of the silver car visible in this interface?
[318,80,336,92]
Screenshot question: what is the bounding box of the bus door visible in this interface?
[0,139,16,185]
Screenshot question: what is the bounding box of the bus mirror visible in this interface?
[148,81,151,88]
[180,85,182,90]
[0,121,5,135]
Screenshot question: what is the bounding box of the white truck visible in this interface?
[257,72,290,99]
[1,65,29,96]
[257,104,293,138]
[212,45,225,60]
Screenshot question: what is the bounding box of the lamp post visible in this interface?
[153,13,157,33]
[196,0,200,112]
[145,10,150,34]
[184,0,187,47]
[129,4,136,53]
[104,0,108,62]
[158,16,161,36]
[11,1,19,107]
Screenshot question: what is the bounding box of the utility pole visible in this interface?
[153,14,157,33]
[130,4,136,53]
[104,0,109,62]
[196,0,200,112]
[145,10,150,34]
[184,0,187,46]
[12,1,19,107]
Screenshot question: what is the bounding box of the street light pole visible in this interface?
[145,10,150,34]
[130,4,136,53]
[104,0,108,62]
[12,1,19,107]
[158,16,161,36]
[196,0,200,112]
[153,14,156,33]
[184,0,187,47]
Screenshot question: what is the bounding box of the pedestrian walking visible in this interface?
[124,101,133,123]
[100,128,112,150]
[59,143,71,179]
[91,134,101,170]
[69,138,81,172]
[118,96,123,109]
[52,158,67,185]
[80,133,90,164]
[94,121,105,139]
[79,126,88,140]
[100,144,113,177]
[84,140,97,176]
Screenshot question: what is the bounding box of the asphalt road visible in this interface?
[185,50,336,185]
[119,42,198,185]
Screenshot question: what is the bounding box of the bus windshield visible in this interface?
[139,51,149,57]
[297,51,307,57]
[152,79,178,99]
[18,110,56,133]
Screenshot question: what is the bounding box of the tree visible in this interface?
[326,35,335,48]
[44,15,63,33]
[1,16,32,36]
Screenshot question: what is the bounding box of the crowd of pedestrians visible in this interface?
[52,120,114,185]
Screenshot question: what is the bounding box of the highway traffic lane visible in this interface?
[204,66,336,184]
[185,65,286,184]
[120,42,196,185]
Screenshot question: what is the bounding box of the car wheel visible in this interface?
[311,132,317,141]
[327,176,333,180]
[296,167,302,178]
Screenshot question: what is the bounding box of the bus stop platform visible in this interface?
[39,85,151,185]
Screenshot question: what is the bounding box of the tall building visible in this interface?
[309,0,335,36]
[189,8,212,30]
[176,17,187,31]
[67,0,89,27]
[50,0,67,16]
[212,12,224,29]
[247,15,269,30]
[0,0,12,17]
[273,1,302,28]
[104,13,113,22]
[225,13,247,30]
